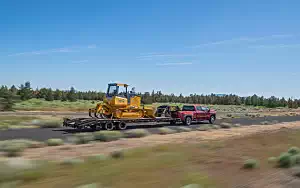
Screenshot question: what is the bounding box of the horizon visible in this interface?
[1,81,295,99]
[1,1,300,99]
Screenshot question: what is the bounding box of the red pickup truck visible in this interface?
[177,105,216,125]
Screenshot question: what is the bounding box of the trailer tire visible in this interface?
[209,115,216,124]
[104,122,114,131]
[184,116,192,126]
[117,122,127,130]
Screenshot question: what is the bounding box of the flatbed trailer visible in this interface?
[63,117,182,131]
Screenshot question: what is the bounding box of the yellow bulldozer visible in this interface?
[89,83,156,119]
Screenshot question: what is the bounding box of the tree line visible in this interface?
[0,81,299,111]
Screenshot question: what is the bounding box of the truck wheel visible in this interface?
[117,122,127,130]
[104,122,114,131]
[209,115,216,124]
[184,116,192,126]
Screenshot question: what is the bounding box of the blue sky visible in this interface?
[1,0,300,98]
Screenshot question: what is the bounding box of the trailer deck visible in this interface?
[63,117,181,130]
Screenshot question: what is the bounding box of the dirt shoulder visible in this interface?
[22,121,300,161]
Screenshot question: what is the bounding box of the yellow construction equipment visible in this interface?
[89,83,155,119]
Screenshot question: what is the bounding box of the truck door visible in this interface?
[196,106,206,120]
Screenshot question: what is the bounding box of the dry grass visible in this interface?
[7,126,300,188]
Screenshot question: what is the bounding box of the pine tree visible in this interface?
[54,89,62,100]
[67,87,77,102]
[19,81,33,100]
[45,88,54,101]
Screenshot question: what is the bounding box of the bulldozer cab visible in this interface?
[106,83,128,98]
[106,83,137,104]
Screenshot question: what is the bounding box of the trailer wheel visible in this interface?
[104,122,114,131]
[184,116,192,126]
[117,122,127,130]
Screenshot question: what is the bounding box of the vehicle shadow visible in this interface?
[54,121,209,134]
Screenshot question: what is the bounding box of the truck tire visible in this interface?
[184,116,192,126]
[209,115,216,124]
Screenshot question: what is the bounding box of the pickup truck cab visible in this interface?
[177,105,216,125]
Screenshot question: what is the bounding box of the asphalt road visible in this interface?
[1,115,300,142]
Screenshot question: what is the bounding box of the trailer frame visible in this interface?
[63,117,182,131]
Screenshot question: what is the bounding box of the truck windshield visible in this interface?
[182,105,195,111]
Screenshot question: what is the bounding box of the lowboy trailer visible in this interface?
[63,117,181,131]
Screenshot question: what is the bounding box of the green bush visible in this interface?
[220,122,232,129]
[124,129,150,138]
[196,125,211,131]
[278,153,294,168]
[157,127,176,135]
[292,154,300,164]
[73,133,94,144]
[243,159,259,169]
[110,150,124,159]
[0,139,44,157]
[94,131,123,142]
[268,157,277,164]
[3,143,25,157]
[288,147,300,155]
[46,138,64,146]
[177,127,192,132]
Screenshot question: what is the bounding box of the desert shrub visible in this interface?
[73,133,94,144]
[177,127,192,132]
[278,153,294,168]
[75,183,98,188]
[46,138,64,146]
[110,150,124,159]
[157,127,176,135]
[233,123,241,127]
[60,158,84,166]
[124,129,150,138]
[39,120,62,128]
[211,125,221,129]
[260,121,271,125]
[94,131,123,142]
[292,154,300,164]
[196,125,211,131]
[256,114,260,117]
[268,157,277,164]
[288,147,300,155]
[3,143,25,157]
[220,122,232,129]
[243,159,259,169]
[0,139,44,152]
[88,154,107,161]
[226,114,232,118]
[180,184,201,188]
